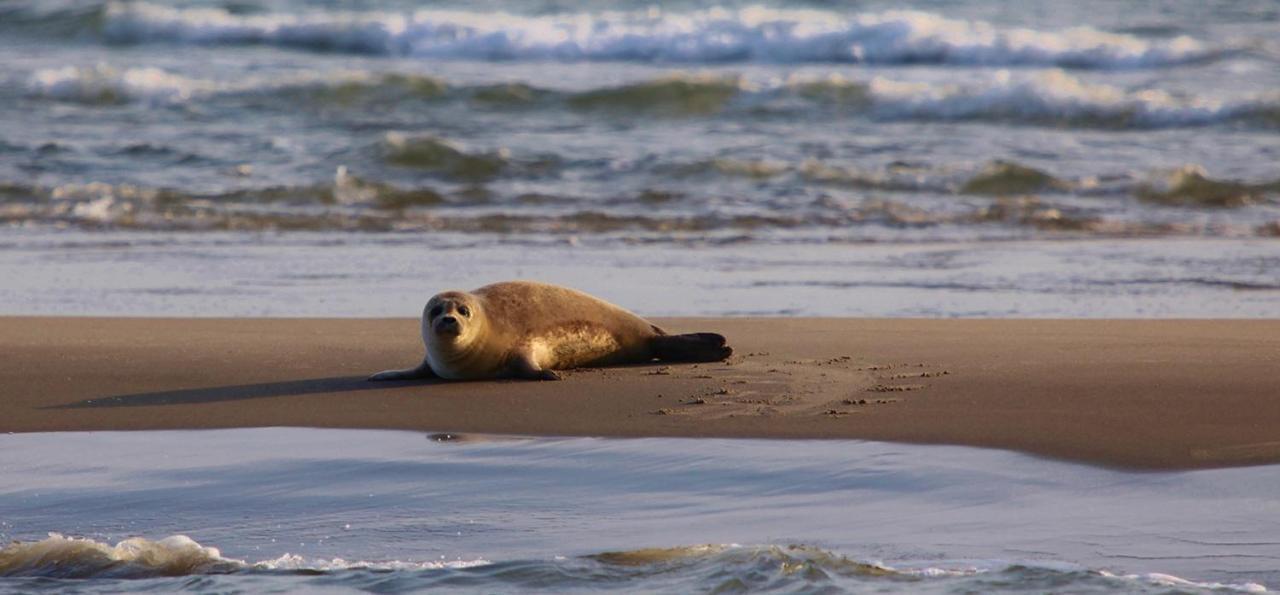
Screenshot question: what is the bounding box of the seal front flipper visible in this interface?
[508,351,562,381]
[368,359,437,381]
[650,333,733,363]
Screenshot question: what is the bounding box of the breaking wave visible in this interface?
[0,536,1266,593]
[0,534,238,579]
[93,3,1220,69]
[19,66,450,107]
[959,161,1071,195]
[1,161,1275,237]
[22,64,214,106]
[567,75,744,115]
[539,70,1280,127]
[1136,165,1280,208]
[381,133,511,182]
[847,70,1280,127]
[21,66,1280,128]
[0,533,487,579]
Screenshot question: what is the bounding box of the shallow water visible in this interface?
[0,429,1276,593]
[2,229,1279,318]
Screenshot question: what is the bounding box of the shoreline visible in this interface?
[2,317,1278,470]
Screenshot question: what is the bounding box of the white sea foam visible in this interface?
[255,553,490,572]
[22,65,384,105]
[23,62,1276,128]
[1102,571,1268,593]
[0,533,239,577]
[0,533,489,578]
[887,562,1270,592]
[101,2,1214,68]
[0,535,1269,591]
[579,70,1277,127]
[851,69,1276,126]
[24,64,212,105]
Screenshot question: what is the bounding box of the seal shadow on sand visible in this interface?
[46,358,952,413]
[45,361,728,410]
[44,376,446,410]
[42,363,728,410]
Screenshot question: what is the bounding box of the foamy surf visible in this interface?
[0,534,488,579]
[0,533,239,578]
[0,536,1267,593]
[23,65,212,106]
[20,66,433,106]
[854,70,1280,127]
[1,156,1276,239]
[97,3,1217,68]
[1102,571,1267,594]
[21,65,1280,129]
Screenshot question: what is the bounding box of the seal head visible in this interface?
[423,291,480,342]
[419,291,506,380]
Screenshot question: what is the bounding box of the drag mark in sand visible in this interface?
[647,353,952,420]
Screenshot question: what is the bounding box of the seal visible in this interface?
[368,281,731,381]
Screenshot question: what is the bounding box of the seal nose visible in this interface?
[434,315,461,336]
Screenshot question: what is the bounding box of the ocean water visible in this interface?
[2,2,1280,593]
[1,429,1277,594]
[1,0,1278,316]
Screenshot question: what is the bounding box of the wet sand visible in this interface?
[1,317,1277,470]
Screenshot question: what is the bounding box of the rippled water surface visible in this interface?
[1,429,1277,593]
[2,0,1278,240]
[2,0,1278,318]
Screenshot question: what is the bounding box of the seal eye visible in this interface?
[429,305,443,319]
[458,306,471,318]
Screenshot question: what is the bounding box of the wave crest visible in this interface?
[960,161,1069,195]
[2,160,1275,236]
[22,65,1278,129]
[98,3,1217,69]
[0,533,237,579]
[591,544,1269,593]
[0,534,488,579]
[382,133,508,182]
[25,64,211,105]
[855,70,1280,127]
[1,536,1266,591]
[1137,165,1280,208]
[568,76,743,115]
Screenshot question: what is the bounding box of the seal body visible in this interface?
[369,281,730,381]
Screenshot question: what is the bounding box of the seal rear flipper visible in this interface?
[650,333,732,363]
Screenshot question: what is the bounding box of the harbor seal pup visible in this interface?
[368,281,731,381]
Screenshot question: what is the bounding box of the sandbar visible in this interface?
[1,317,1277,470]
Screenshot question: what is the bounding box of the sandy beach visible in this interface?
[2,316,1276,470]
